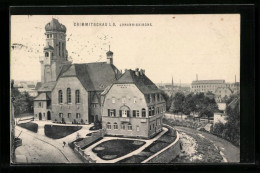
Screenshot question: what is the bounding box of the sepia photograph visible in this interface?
[10,14,240,164]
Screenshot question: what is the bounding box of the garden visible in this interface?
[44,124,82,139]
[17,122,38,133]
[118,126,177,163]
[92,139,146,160]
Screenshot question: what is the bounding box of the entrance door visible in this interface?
[47,111,51,120]
[39,113,42,120]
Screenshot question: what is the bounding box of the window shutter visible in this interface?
[127,110,130,117]
[108,109,110,116]
[114,109,116,116]
[119,110,122,117]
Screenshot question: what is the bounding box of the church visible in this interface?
[33,18,121,124]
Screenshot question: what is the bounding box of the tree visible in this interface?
[11,80,34,116]
[183,93,196,115]
[171,92,185,119]
[161,91,173,111]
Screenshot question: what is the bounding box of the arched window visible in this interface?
[127,123,132,131]
[45,52,49,57]
[58,90,63,103]
[67,88,71,103]
[107,122,111,129]
[142,108,146,117]
[114,123,118,130]
[75,90,80,103]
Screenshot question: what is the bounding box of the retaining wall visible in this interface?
[142,124,181,163]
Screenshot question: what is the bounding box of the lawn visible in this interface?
[44,125,82,139]
[92,139,146,160]
[118,126,177,163]
[17,122,38,133]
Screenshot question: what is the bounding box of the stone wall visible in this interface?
[142,125,181,163]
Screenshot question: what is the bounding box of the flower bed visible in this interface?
[17,122,38,133]
[44,125,82,139]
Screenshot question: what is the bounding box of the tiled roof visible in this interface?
[37,81,57,92]
[114,69,161,94]
[60,62,121,91]
[192,80,225,84]
[34,93,50,101]
[35,82,42,90]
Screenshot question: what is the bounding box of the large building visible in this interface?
[101,69,166,139]
[190,79,226,93]
[33,18,121,124]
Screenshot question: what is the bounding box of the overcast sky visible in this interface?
[11,14,240,84]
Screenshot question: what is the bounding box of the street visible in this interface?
[15,129,69,163]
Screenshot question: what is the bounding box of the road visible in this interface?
[174,126,240,163]
[15,129,69,163]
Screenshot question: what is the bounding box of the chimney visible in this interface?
[140,69,144,75]
[135,68,139,76]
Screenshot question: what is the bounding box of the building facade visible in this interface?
[101,69,166,139]
[34,18,121,124]
[190,80,226,93]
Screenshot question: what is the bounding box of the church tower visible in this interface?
[40,18,71,83]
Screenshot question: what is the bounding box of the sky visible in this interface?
[10,14,240,84]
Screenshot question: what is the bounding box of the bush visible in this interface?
[17,122,38,133]
[44,125,82,139]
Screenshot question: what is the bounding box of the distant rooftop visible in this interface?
[192,80,225,84]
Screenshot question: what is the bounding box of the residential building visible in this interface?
[101,68,166,139]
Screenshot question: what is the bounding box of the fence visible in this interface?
[73,129,106,163]
[74,143,96,163]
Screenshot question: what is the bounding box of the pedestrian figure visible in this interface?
[63,141,66,148]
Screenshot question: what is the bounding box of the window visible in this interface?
[47,34,49,38]
[67,88,71,103]
[107,122,111,129]
[112,98,116,103]
[157,94,160,102]
[133,110,136,117]
[76,113,81,118]
[50,34,52,38]
[150,125,151,130]
[108,109,116,117]
[75,90,80,103]
[142,108,146,117]
[68,113,71,118]
[128,123,132,131]
[136,110,140,117]
[45,52,49,57]
[122,110,127,117]
[59,113,63,118]
[114,123,118,130]
[121,124,125,130]
[58,90,63,103]
[133,97,137,103]
[59,42,61,56]
[136,126,140,131]
[38,102,42,107]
